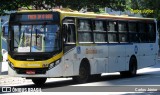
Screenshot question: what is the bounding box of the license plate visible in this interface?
[26,70,35,75]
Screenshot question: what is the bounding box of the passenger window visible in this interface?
[93,20,106,43]
[138,23,147,42]
[129,22,139,43]
[108,34,117,42]
[129,23,136,32]
[65,24,76,43]
[78,19,92,43]
[148,23,156,42]
[118,22,128,42]
[108,21,117,32]
[119,34,127,42]
[63,18,76,53]
[78,20,91,31]
[119,22,127,32]
[108,21,118,43]
[94,20,104,31]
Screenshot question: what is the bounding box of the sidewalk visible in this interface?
[0,62,32,86]
[0,74,33,86]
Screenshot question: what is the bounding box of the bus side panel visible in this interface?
[78,46,97,75]
[75,45,109,75]
[62,47,76,76]
[93,45,108,74]
[62,46,97,76]
[139,43,155,69]
[74,46,100,75]
[125,44,139,71]
[108,45,126,72]
[46,61,63,77]
[149,43,157,67]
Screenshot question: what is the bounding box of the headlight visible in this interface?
[49,62,54,70]
[48,59,61,70]
[55,60,60,65]
[8,61,15,70]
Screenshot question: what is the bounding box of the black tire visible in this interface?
[128,57,137,77]
[73,63,90,83]
[32,78,47,86]
[120,57,137,77]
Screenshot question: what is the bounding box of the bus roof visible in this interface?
[60,11,155,21]
[17,9,155,21]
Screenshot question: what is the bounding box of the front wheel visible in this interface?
[73,63,90,83]
[32,78,47,86]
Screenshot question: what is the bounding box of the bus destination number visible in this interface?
[28,14,53,20]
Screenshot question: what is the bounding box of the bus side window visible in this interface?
[63,23,76,53]
[93,20,106,42]
[66,24,76,43]
[128,22,139,43]
[108,21,118,43]
[148,23,156,42]
[138,23,147,42]
[78,19,92,42]
[119,22,128,42]
[63,24,75,43]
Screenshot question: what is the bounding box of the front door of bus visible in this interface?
[62,18,76,76]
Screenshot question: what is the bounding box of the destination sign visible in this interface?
[10,12,59,22]
[27,14,53,20]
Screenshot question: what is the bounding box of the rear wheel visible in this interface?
[120,57,137,77]
[73,63,90,83]
[32,78,47,86]
[129,57,137,77]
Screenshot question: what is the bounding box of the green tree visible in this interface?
[127,0,160,19]
[0,0,127,15]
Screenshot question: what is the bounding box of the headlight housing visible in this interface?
[48,59,61,70]
[8,61,15,70]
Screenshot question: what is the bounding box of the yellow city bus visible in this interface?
[8,9,159,85]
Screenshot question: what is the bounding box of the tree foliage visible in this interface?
[0,0,126,15]
[127,0,160,19]
[0,0,159,20]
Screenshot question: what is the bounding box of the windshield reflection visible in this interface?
[13,24,61,52]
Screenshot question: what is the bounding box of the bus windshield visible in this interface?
[13,23,61,53]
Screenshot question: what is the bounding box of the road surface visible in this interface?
[1,60,160,94]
